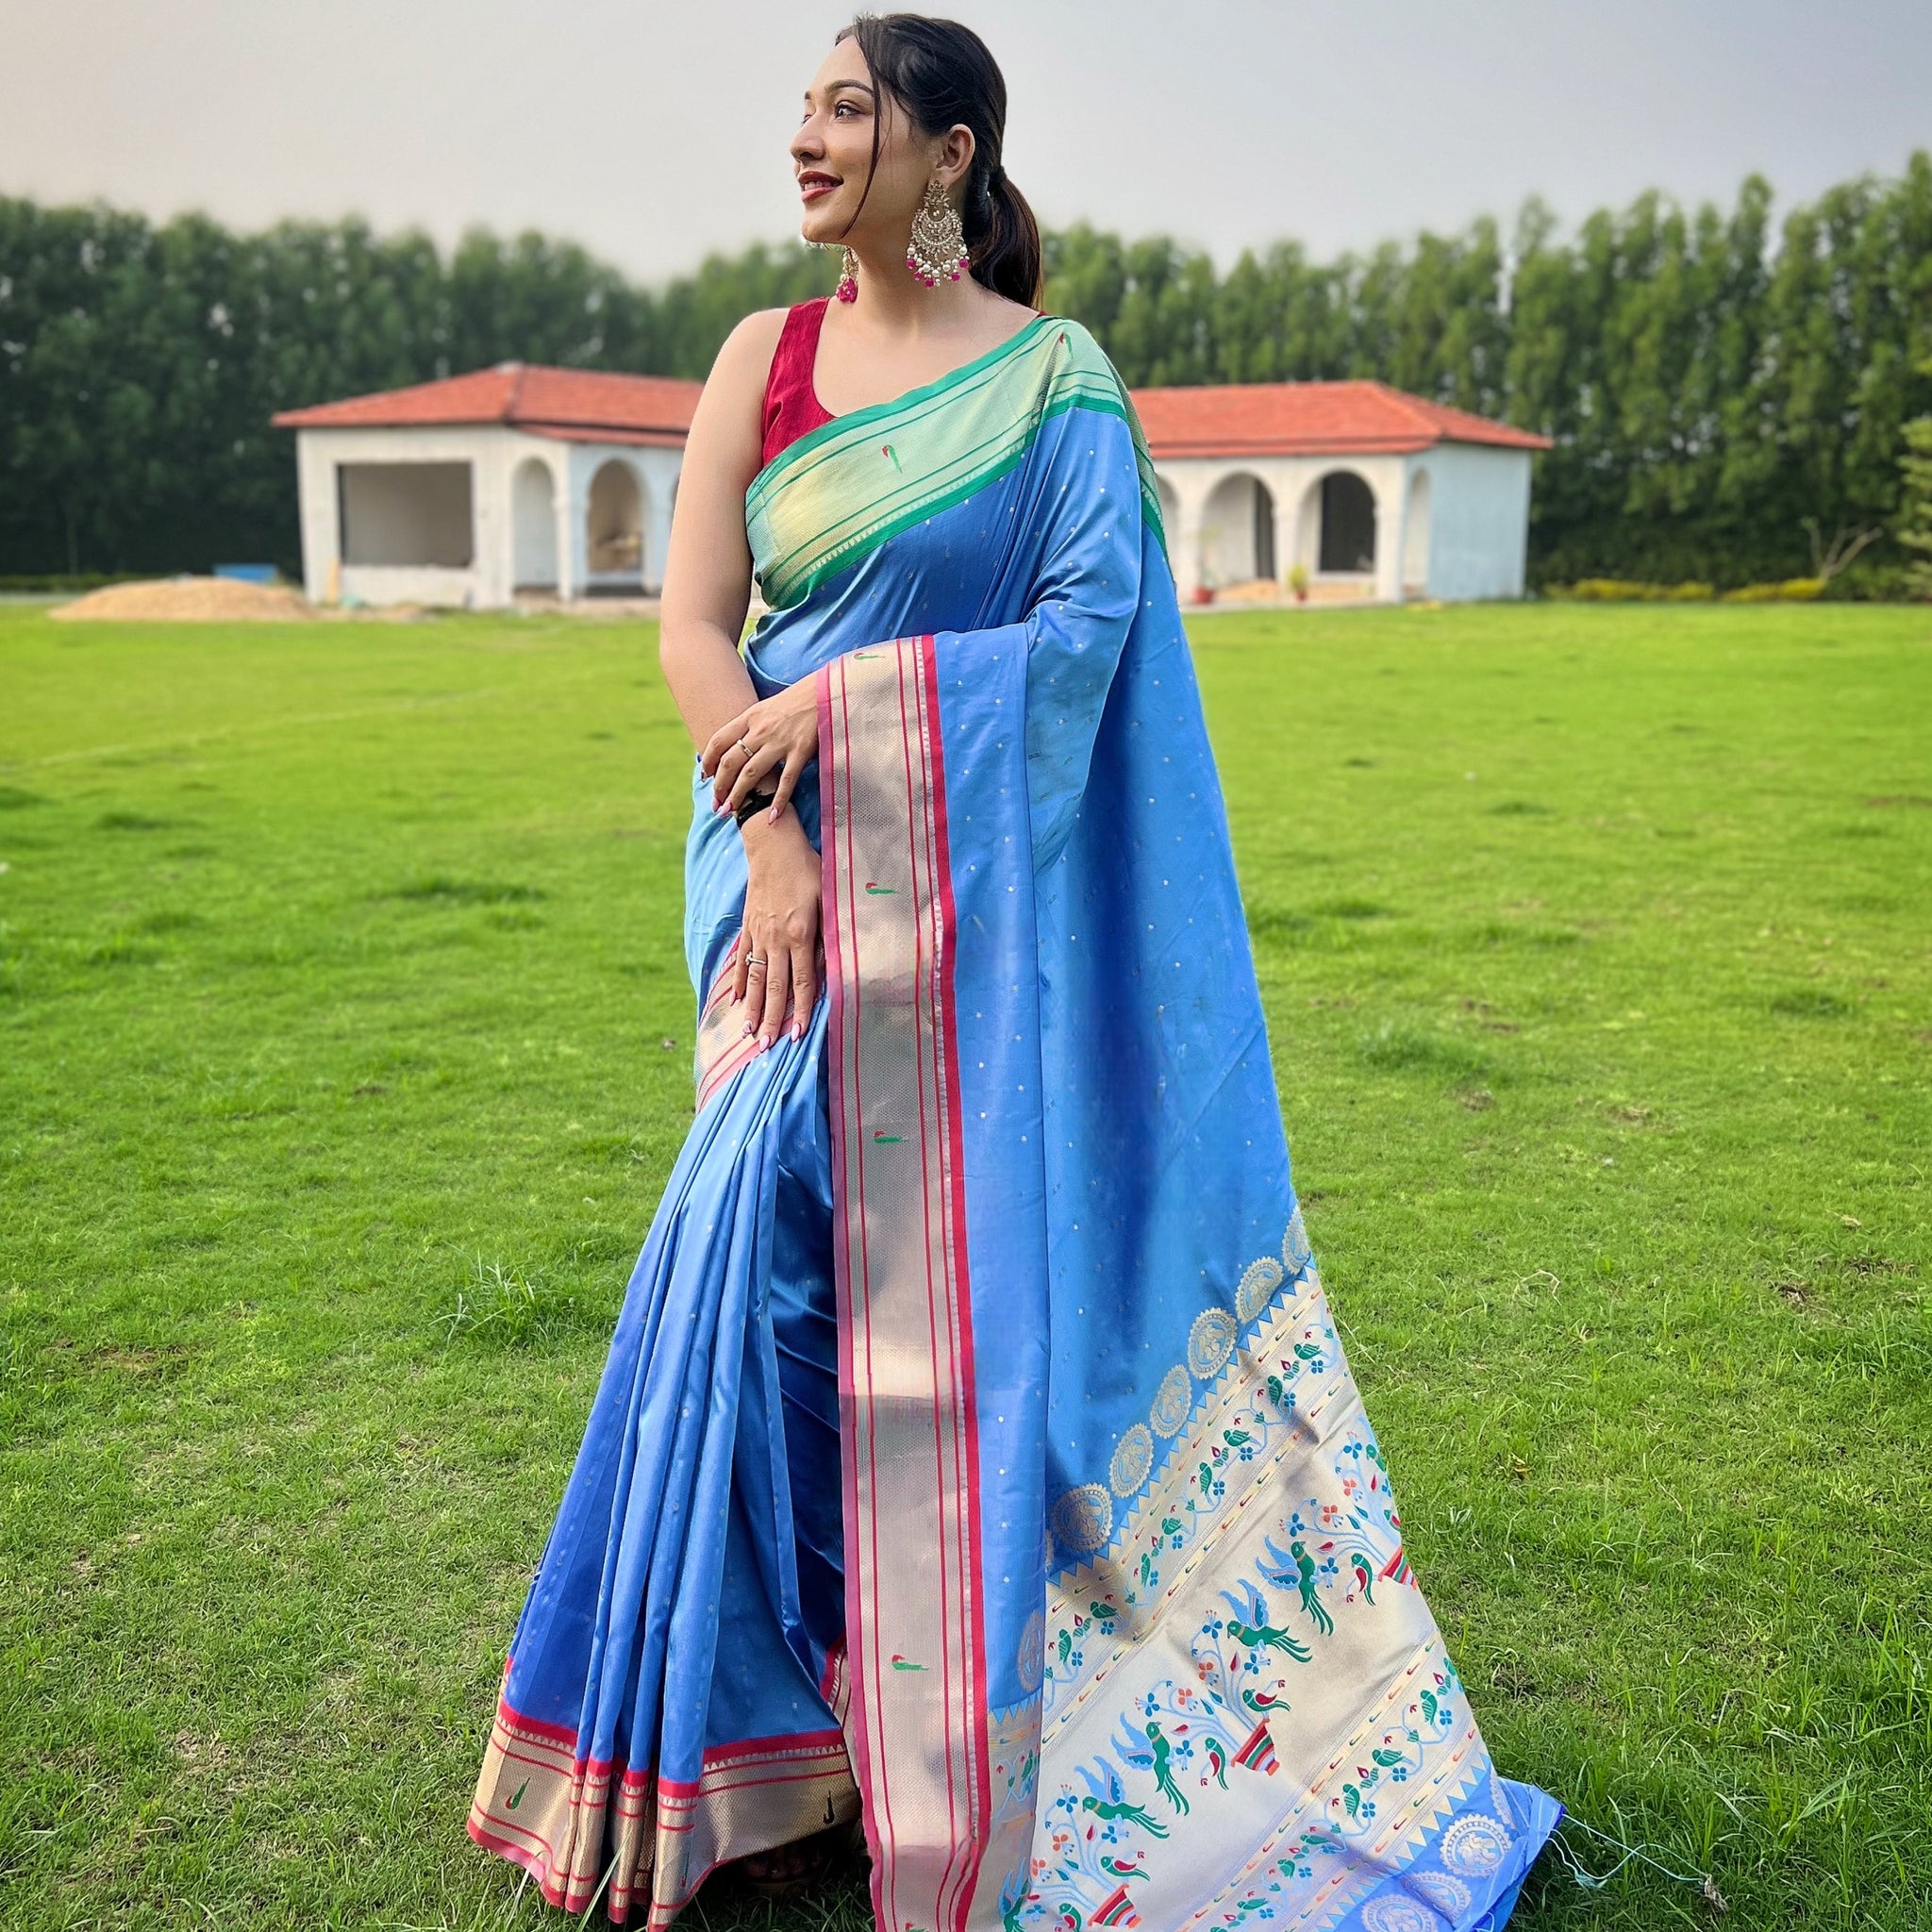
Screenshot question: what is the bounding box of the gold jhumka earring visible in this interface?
[907,177,968,287]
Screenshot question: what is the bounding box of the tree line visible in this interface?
[2,154,1929,588]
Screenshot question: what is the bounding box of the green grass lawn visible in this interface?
[1,599,1927,1931]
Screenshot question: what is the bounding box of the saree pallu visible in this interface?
[470,317,1557,1932]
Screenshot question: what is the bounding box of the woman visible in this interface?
[468,16,1557,1931]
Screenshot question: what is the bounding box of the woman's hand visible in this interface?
[702,676,819,824]
[734,811,822,1049]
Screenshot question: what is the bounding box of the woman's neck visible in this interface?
[840,236,998,338]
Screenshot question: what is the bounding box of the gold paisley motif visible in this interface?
[1187,1306,1237,1378]
[1016,1607,1045,1692]
[1050,1483,1113,1555]
[1149,1364,1192,1438]
[1108,1423,1154,1497]
[1236,1255,1284,1323]
[1283,1206,1313,1274]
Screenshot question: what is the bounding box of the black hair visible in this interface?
[836,13,1043,308]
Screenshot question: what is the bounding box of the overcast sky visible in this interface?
[4,0,1926,280]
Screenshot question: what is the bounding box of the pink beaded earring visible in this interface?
[907,177,968,288]
[834,246,858,303]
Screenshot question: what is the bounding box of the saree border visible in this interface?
[467,1689,858,1929]
[819,635,994,1932]
[748,312,1058,496]
[749,320,1164,609]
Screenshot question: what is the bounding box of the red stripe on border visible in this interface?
[892,646,967,1929]
[918,634,992,1930]
[820,657,895,1911]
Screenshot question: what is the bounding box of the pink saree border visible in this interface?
[819,636,993,1932]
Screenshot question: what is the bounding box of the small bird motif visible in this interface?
[890,1654,927,1672]
[1225,1615,1312,1664]
[1348,1553,1376,1604]
[1275,1538,1335,1637]
[1203,1740,1228,1789]
[1076,1761,1169,1839]
[506,1778,529,1811]
[1080,1793,1168,1838]
[1145,1722,1189,1815]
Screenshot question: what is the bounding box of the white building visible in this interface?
[274,363,703,608]
[275,362,1544,610]
[1131,379,1550,605]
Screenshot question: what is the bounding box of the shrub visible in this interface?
[1551,579,1716,602]
[1721,578,1826,602]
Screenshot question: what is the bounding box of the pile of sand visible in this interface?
[52,576,315,623]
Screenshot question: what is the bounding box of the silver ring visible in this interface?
[745,953,768,969]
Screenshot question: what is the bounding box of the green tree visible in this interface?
[1900,363,1932,598]
[5,158,1932,584]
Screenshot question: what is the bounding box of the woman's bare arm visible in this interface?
[658,308,788,750]
[658,308,823,1053]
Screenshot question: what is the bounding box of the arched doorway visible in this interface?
[511,458,558,591]
[1316,471,1377,575]
[1200,472,1276,588]
[1402,470,1432,595]
[586,460,645,589]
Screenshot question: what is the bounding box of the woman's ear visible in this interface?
[934,123,976,192]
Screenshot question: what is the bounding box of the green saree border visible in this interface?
[746,315,1166,611]
[748,311,1061,497]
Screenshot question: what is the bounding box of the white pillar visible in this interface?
[644,490,673,595]
[1376,465,1406,606]
[1170,466,1219,604]
[556,456,578,603]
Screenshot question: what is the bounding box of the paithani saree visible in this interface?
[468,316,1558,1932]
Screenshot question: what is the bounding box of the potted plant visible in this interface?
[1288,562,1309,605]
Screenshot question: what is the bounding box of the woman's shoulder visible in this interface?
[1027,313,1129,397]
[705,306,800,407]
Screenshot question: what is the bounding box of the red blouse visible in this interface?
[759,298,836,468]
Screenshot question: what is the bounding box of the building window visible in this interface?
[338,462,474,568]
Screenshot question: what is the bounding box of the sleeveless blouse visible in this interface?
[759,297,835,468]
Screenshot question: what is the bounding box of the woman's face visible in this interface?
[792,37,958,248]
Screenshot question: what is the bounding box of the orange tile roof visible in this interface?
[272,362,704,440]
[1128,379,1550,458]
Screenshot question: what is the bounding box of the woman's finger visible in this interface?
[789,930,818,1037]
[723,741,786,815]
[756,944,791,1049]
[710,736,754,809]
[767,748,806,823]
[735,930,766,1009]
[701,708,755,779]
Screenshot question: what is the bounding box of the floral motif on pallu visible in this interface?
[1058,1210,1322,1567]
[1011,1208,1539,1931]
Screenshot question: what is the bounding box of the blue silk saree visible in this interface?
[469,316,1558,1932]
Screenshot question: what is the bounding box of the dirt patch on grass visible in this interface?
[52,577,315,623]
